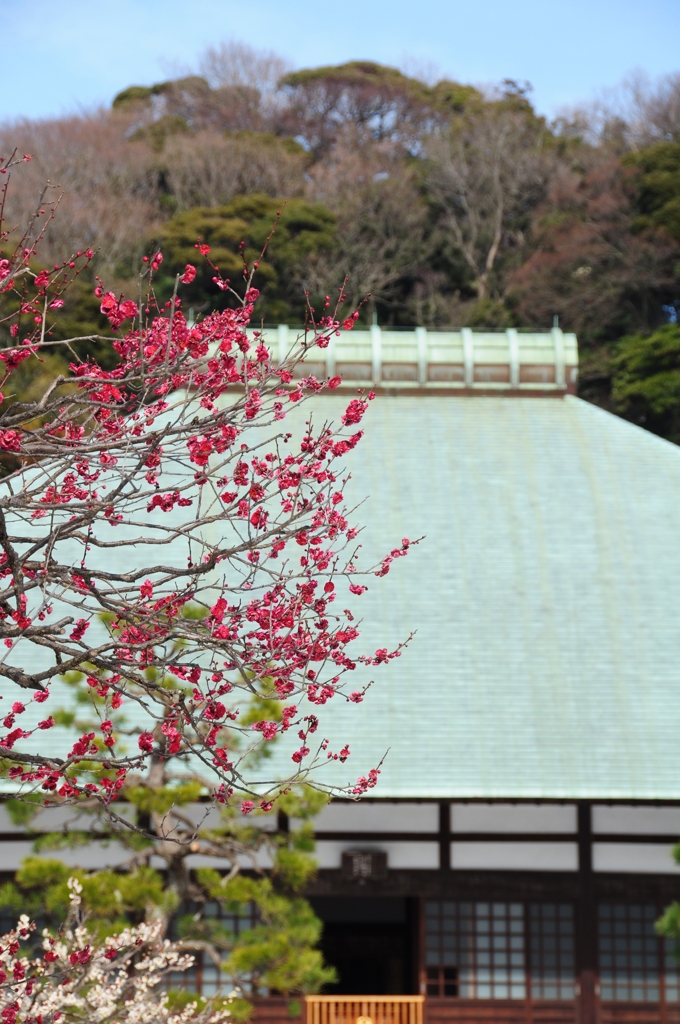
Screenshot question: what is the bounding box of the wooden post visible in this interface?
[576,802,598,1024]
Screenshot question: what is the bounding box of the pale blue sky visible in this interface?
[0,0,678,122]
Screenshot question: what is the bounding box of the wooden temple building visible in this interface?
[284,326,680,1024]
[4,327,680,1024]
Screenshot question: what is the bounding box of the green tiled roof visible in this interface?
[9,384,680,802]
[298,393,680,800]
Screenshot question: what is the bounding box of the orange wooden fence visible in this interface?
[305,996,425,1024]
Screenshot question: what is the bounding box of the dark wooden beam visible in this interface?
[313,829,680,843]
[576,802,597,1024]
[438,802,450,871]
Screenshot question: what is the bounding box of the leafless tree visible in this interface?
[198,40,293,129]
[0,112,160,274]
[199,40,291,95]
[425,104,550,298]
[556,70,680,151]
[304,131,432,317]
[163,129,307,210]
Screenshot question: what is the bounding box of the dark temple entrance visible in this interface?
[311,897,418,995]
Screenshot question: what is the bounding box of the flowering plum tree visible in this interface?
[0,146,415,1003]
[0,148,412,812]
[0,877,236,1024]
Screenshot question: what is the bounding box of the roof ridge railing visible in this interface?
[250,326,579,394]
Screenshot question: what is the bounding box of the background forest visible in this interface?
[3,42,680,439]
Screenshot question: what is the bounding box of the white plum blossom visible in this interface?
[0,904,233,1024]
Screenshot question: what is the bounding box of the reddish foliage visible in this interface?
[508,157,679,343]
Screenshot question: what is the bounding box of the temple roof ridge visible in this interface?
[248,325,579,393]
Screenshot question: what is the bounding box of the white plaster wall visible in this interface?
[593,843,680,873]
[309,802,438,833]
[180,804,278,831]
[0,841,34,868]
[450,803,577,833]
[0,841,130,870]
[450,841,578,871]
[592,805,680,835]
[0,806,135,832]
